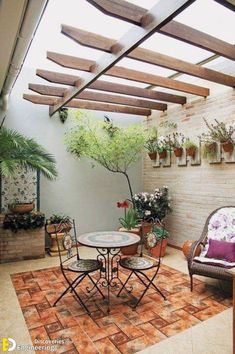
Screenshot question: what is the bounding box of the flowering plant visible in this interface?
[155,136,171,153]
[133,187,171,222]
[168,132,185,149]
[117,200,139,230]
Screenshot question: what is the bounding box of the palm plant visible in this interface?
[0,127,58,179]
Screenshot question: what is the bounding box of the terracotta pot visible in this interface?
[119,227,140,255]
[186,147,196,158]
[10,203,35,214]
[150,239,168,257]
[158,150,167,159]
[49,232,67,257]
[148,152,157,160]
[46,222,72,234]
[173,147,183,157]
[141,222,153,237]
[222,141,233,153]
[182,240,201,258]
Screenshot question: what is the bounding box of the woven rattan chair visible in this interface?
[48,220,104,314]
[117,220,166,308]
[187,206,235,291]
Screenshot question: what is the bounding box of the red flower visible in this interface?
[117,200,129,208]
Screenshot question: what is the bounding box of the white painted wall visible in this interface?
[3,67,143,234]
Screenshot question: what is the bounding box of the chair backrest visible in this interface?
[200,206,235,257]
[207,207,235,242]
[52,219,80,266]
[144,218,166,263]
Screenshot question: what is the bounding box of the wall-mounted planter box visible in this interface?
[223,144,235,163]
[187,141,201,166]
[153,150,171,168]
[0,217,45,263]
[207,142,222,164]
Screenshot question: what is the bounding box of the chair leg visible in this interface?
[87,273,105,299]
[117,271,133,297]
[135,271,166,301]
[53,273,85,306]
[190,274,193,292]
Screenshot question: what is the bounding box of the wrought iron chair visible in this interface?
[50,220,104,314]
[117,219,166,308]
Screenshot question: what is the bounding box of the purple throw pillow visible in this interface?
[206,239,235,263]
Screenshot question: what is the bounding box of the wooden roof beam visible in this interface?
[46,54,209,96]
[48,0,196,116]
[159,21,235,61]
[35,70,186,104]
[28,83,167,111]
[23,94,151,116]
[213,0,235,11]
[58,29,235,87]
[86,0,235,60]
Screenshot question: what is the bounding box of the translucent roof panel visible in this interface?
[24,0,235,90]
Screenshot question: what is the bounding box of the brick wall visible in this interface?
[0,216,45,263]
[143,74,235,247]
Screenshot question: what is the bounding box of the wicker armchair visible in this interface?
[187,206,235,291]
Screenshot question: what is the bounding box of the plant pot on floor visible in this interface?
[221,141,233,153]
[9,202,35,214]
[173,147,183,158]
[158,150,167,159]
[49,232,67,257]
[148,152,157,161]
[150,239,168,257]
[119,227,140,255]
[46,222,72,234]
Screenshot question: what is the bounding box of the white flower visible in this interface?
[145,210,151,215]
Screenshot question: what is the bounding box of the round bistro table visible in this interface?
[78,231,140,313]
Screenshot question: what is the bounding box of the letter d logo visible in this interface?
[2,338,16,352]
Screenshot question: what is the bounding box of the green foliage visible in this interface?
[0,127,58,180]
[46,214,71,224]
[183,139,198,150]
[65,110,146,194]
[152,225,169,240]
[119,207,139,230]
[145,127,158,153]
[3,212,45,233]
[202,142,217,159]
[159,120,177,130]
[58,108,68,124]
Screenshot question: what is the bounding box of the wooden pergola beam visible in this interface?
[29,83,167,111]
[48,0,196,116]
[86,0,235,60]
[23,94,152,116]
[213,0,235,11]
[160,21,235,61]
[57,29,235,87]
[86,0,146,25]
[35,70,186,104]
[46,54,209,96]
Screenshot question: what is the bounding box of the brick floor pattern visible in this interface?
[11,263,232,354]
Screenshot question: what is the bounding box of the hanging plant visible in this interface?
[58,108,69,124]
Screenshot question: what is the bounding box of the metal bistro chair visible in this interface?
[117,219,166,308]
[51,220,104,314]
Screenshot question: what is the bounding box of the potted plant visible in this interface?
[3,212,45,233]
[168,132,185,157]
[46,214,72,234]
[133,187,171,237]
[156,136,171,159]
[8,199,35,214]
[200,135,217,160]
[183,139,197,158]
[203,118,235,153]
[145,127,158,160]
[146,224,169,257]
[117,200,140,255]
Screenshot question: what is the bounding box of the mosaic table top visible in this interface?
[78,231,140,249]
